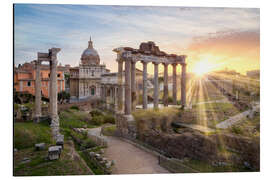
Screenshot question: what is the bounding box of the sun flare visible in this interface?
[192,59,217,76]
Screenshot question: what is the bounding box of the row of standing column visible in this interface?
[117,59,187,115]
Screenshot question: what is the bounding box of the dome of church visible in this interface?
[81,37,100,65]
[82,48,99,57]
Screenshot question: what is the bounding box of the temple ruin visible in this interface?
[34,47,61,139]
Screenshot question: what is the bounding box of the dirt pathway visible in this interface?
[87,128,169,174]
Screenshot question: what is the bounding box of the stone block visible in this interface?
[48,146,61,160]
[56,134,64,148]
[89,151,95,157]
[35,143,46,151]
[105,161,112,169]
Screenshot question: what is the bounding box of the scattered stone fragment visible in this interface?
[20,157,31,164]
[48,146,61,160]
[100,149,105,154]
[35,143,46,151]
[89,152,95,157]
[95,153,100,158]
[244,161,252,169]
[105,161,112,169]
[56,134,64,148]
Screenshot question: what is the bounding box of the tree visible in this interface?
[58,91,70,104]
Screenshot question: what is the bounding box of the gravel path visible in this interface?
[87,128,169,174]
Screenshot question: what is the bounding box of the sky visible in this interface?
[14,4,260,74]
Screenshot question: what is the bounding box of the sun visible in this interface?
[192,59,216,76]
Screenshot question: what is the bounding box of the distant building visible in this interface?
[14,61,65,98]
[246,70,260,79]
[69,38,108,100]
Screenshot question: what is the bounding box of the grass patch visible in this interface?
[59,109,96,129]
[102,125,116,136]
[132,107,179,122]
[14,122,54,150]
[14,141,92,176]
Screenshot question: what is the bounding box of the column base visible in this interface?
[33,115,41,123]
[115,113,137,139]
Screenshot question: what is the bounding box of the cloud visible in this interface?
[14,4,260,73]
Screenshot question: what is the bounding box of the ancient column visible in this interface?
[142,61,148,109]
[49,61,53,117]
[131,60,136,111]
[163,63,169,107]
[34,59,42,121]
[125,58,132,115]
[153,62,159,109]
[172,63,177,105]
[114,86,118,111]
[49,48,61,138]
[181,63,187,107]
[117,59,124,112]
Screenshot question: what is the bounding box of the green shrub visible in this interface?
[81,139,97,150]
[91,115,104,126]
[168,96,173,103]
[102,125,116,136]
[231,126,243,135]
[103,114,115,124]
[89,110,103,117]
[70,105,79,110]
[59,109,90,128]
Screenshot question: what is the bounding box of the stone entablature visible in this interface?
[112,41,187,115]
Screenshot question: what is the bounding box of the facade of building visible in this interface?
[14,61,65,98]
[69,38,108,100]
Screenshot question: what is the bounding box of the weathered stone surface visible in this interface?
[20,157,31,164]
[89,151,95,157]
[56,134,64,148]
[35,143,45,151]
[48,146,61,160]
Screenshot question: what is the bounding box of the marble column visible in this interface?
[35,59,42,120]
[181,63,187,107]
[49,48,61,138]
[114,86,118,111]
[125,59,132,115]
[153,62,159,109]
[49,61,53,117]
[172,63,177,105]
[142,61,148,109]
[131,60,136,111]
[163,63,169,107]
[117,59,124,112]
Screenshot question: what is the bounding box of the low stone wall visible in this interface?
[158,156,199,173]
[87,133,108,147]
[213,133,260,170]
[73,128,108,147]
[81,148,113,174]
